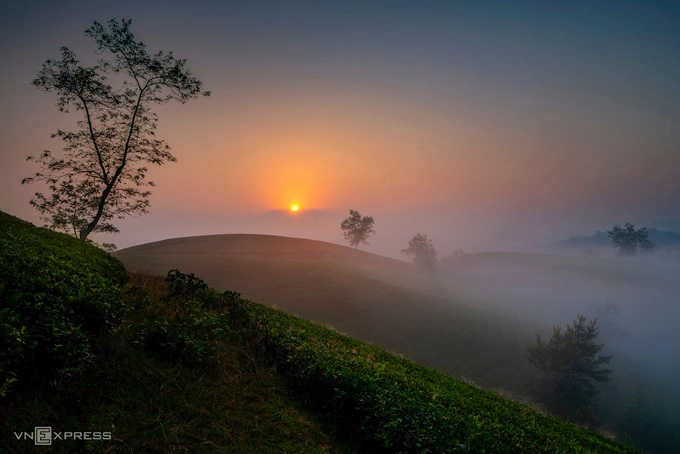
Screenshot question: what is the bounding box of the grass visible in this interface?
[2,272,349,453]
[0,213,641,452]
[4,343,337,452]
[227,296,637,453]
[114,234,542,394]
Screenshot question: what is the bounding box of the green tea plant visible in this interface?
[0,211,128,393]
[133,315,230,367]
[130,270,235,366]
[165,268,240,314]
[228,298,635,453]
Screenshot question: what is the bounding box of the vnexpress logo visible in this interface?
[14,426,112,445]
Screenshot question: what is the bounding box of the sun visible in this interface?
[290,204,300,212]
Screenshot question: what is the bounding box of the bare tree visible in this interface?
[22,19,210,240]
[340,209,375,249]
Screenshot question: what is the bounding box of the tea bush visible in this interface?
[228,298,637,453]
[133,315,230,367]
[165,268,240,314]
[130,270,235,366]
[0,211,128,393]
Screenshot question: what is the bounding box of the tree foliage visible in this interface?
[607,222,655,256]
[526,315,613,419]
[401,233,437,269]
[22,19,209,240]
[340,209,376,249]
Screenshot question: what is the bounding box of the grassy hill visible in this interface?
[115,235,542,393]
[0,214,644,451]
[116,234,680,452]
[0,213,349,452]
[115,234,679,396]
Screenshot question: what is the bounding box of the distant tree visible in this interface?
[340,209,375,249]
[401,233,438,269]
[526,315,613,420]
[607,223,654,256]
[22,19,210,241]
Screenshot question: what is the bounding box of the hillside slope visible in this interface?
[0,214,649,451]
[117,234,680,452]
[0,214,355,452]
[116,235,540,392]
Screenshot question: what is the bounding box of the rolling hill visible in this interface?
[116,234,680,452]
[3,212,639,451]
[115,234,680,395]
[115,234,541,393]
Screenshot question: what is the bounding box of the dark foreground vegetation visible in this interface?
[1,211,638,452]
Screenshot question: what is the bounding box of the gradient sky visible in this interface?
[2,0,679,258]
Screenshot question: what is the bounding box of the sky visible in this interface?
[1,0,679,258]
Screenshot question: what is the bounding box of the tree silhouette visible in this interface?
[607,223,654,256]
[22,19,209,240]
[401,233,437,270]
[526,315,613,420]
[340,209,376,249]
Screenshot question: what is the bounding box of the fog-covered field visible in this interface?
[438,252,680,452]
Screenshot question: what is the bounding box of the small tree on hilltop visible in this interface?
[340,209,375,249]
[526,315,613,420]
[402,233,438,270]
[607,222,654,256]
[22,19,210,241]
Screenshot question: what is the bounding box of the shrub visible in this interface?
[526,315,613,420]
[133,315,230,367]
[165,269,240,314]
[129,270,235,366]
[0,211,128,392]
